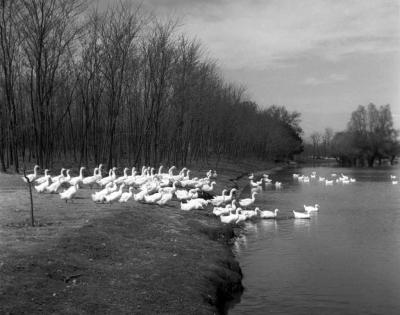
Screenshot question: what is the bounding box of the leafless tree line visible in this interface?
[0,0,303,173]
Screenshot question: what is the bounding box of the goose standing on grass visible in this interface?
[133,187,149,202]
[60,169,71,184]
[239,192,257,208]
[97,167,117,187]
[22,165,40,183]
[35,169,50,184]
[59,184,78,203]
[258,207,279,219]
[51,168,66,182]
[304,204,319,212]
[119,187,134,203]
[157,191,174,206]
[82,167,99,188]
[91,182,113,203]
[293,210,311,219]
[115,167,129,184]
[211,189,228,206]
[69,167,86,186]
[46,178,63,193]
[105,184,125,203]
[325,179,334,186]
[35,177,51,193]
[201,181,216,192]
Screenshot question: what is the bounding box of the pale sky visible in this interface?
[105,0,400,136]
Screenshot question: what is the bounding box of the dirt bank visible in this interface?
[0,159,283,314]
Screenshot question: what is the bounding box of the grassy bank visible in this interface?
[0,158,282,314]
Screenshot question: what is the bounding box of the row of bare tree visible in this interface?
[0,0,303,173]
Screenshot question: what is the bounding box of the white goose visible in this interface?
[239,192,257,208]
[82,167,99,188]
[293,210,311,219]
[235,210,248,224]
[143,191,163,204]
[51,168,66,182]
[119,187,134,203]
[258,207,279,219]
[34,177,51,193]
[97,167,117,187]
[211,189,228,206]
[22,165,40,183]
[69,167,86,186]
[45,178,63,193]
[325,179,334,186]
[220,209,240,224]
[201,181,216,192]
[91,182,113,202]
[250,179,263,187]
[156,191,174,206]
[275,181,282,189]
[133,188,149,202]
[390,175,396,180]
[180,200,203,211]
[60,169,71,184]
[35,169,50,184]
[115,167,129,184]
[175,188,198,201]
[105,184,125,203]
[392,180,398,185]
[59,184,78,203]
[304,204,319,212]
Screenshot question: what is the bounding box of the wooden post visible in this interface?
[23,168,35,227]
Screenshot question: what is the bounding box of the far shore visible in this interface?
[0,158,287,314]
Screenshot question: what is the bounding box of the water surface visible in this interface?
[230,166,400,315]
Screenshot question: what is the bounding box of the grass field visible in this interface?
[0,159,279,314]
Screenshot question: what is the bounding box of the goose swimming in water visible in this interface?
[258,207,279,219]
[293,210,311,219]
[304,204,319,212]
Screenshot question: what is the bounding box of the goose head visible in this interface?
[274,209,279,214]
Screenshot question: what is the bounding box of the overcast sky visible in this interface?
[102,0,400,136]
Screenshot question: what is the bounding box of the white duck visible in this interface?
[34,177,51,193]
[293,210,311,219]
[69,167,86,186]
[22,165,40,183]
[105,184,125,203]
[180,199,204,211]
[59,184,78,203]
[239,192,257,208]
[304,204,319,212]
[35,169,50,184]
[258,207,279,219]
[175,188,199,201]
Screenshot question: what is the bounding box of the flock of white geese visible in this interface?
[21,164,329,225]
[21,164,399,224]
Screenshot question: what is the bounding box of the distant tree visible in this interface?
[337,103,399,166]
[310,132,321,159]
